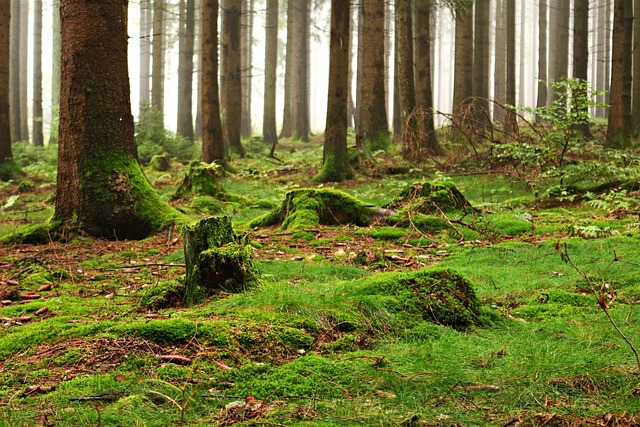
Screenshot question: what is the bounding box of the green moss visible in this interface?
[173,161,226,200]
[368,226,408,241]
[249,188,379,230]
[313,153,354,183]
[386,180,475,214]
[139,280,186,310]
[1,221,60,245]
[120,318,196,343]
[0,159,23,181]
[77,150,187,239]
[148,153,172,171]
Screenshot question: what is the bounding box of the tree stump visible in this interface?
[183,216,257,303]
[173,161,226,200]
[248,188,389,230]
[386,181,476,214]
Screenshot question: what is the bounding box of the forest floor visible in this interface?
[0,139,640,426]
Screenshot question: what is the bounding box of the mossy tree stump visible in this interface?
[386,181,475,214]
[248,188,387,230]
[183,216,257,303]
[173,161,226,200]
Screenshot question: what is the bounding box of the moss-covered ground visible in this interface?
[0,140,639,426]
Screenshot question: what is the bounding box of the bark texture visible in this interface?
[55,0,180,239]
[222,0,245,155]
[177,0,195,141]
[0,0,11,160]
[262,0,278,146]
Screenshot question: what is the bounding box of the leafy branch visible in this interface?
[559,242,640,371]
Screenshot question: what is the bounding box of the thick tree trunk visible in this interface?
[177,0,195,141]
[222,0,245,155]
[572,0,592,138]
[50,0,61,145]
[607,0,627,146]
[452,4,473,122]
[139,0,152,108]
[622,0,633,133]
[193,0,202,141]
[55,0,180,239]
[152,0,165,122]
[201,0,227,164]
[415,0,440,155]
[262,0,278,146]
[358,0,389,149]
[32,0,43,147]
[0,0,11,160]
[315,0,353,183]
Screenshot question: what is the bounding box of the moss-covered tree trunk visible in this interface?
[315,0,353,183]
[55,0,182,239]
[183,216,257,303]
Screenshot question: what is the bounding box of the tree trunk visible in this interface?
[55,0,181,239]
[395,0,418,159]
[622,0,633,133]
[536,0,548,111]
[222,0,245,155]
[240,0,253,138]
[280,1,296,138]
[315,0,353,182]
[0,0,11,161]
[50,0,61,145]
[262,0,278,146]
[139,0,152,108]
[152,0,165,122]
[414,0,440,155]
[572,0,592,137]
[177,0,195,141]
[472,0,490,126]
[494,0,506,123]
[32,0,43,147]
[194,0,202,141]
[607,0,627,146]
[548,0,569,104]
[452,3,473,122]
[19,0,28,143]
[201,0,227,164]
[296,0,310,142]
[358,0,389,150]
[9,0,21,142]
[633,0,640,133]
[505,0,518,135]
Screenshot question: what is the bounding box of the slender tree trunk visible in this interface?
[622,0,633,133]
[395,0,417,158]
[201,0,226,163]
[384,0,392,127]
[9,0,21,142]
[452,3,473,124]
[607,0,627,146]
[194,0,202,141]
[494,0,506,123]
[632,0,640,133]
[280,1,296,138]
[56,0,180,239]
[262,0,278,146]
[548,0,570,104]
[19,0,28,143]
[140,0,152,108]
[32,0,43,147]
[358,0,388,149]
[415,0,440,155]
[240,0,253,138]
[222,0,245,155]
[177,0,195,141]
[315,0,352,182]
[536,0,548,111]
[296,0,310,141]
[505,0,518,134]
[572,0,591,137]
[472,0,490,126]
[50,0,61,145]
[152,0,165,122]
[0,0,11,161]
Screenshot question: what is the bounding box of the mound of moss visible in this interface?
[249,188,386,230]
[352,268,489,330]
[386,181,475,214]
[173,161,227,200]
